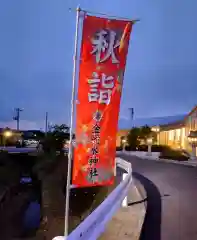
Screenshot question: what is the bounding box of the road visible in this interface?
[0,146,37,154]
[119,153,197,240]
[0,146,68,155]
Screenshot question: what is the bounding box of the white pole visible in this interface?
[122,173,128,207]
[191,143,196,160]
[114,158,117,176]
[64,7,81,238]
[147,144,152,156]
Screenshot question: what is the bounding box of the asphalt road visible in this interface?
[119,153,197,240]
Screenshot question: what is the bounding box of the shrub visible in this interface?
[116,146,123,151]
[159,147,189,161]
[151,145,167,152]
[138,145,148,152]
[125,145,137,151]
[136,144,167,152]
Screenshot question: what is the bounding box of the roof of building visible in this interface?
[184,105,197,121]
[118,114,186,130]
[160,120,185,131]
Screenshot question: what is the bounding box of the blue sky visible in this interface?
[0,0,196,129]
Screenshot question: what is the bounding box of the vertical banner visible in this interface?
[72,14,133,187]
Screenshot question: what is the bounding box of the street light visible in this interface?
[147,137,153,156]
[188,132,197,160]
[151,126,160,145]
[3,130,12,148]
[122,138,127,152]
[4,131,12,138]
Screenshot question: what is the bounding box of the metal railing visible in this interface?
[53,157,132,240]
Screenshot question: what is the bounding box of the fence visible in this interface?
[53,157,132,240]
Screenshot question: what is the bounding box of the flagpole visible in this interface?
[64,6,81,238]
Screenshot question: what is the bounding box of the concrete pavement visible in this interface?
[120,154,197,240]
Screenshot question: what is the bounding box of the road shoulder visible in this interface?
[99,180,146,240]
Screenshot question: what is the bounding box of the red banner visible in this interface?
[72,14,133,187]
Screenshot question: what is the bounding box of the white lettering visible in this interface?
[87,72,114,104]
[91,30,120,64]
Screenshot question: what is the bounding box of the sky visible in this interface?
[0,0,197,129]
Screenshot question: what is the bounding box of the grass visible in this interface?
[69,183,116,233]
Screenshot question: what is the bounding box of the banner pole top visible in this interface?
[76,6,81,12]
[69,7,140,22]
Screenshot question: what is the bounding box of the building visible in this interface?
[21,130,45,140]
[117,105,197,155]
[157,106,197,155]
[155,120,185,149]
[116,129,129,147]
[0,129,45,146]
[116,114,186,147]
[0,128,22,146]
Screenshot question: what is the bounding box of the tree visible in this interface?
[51,124,69,134]
[127,127,141,149]
[33,123,71,238]
[127,125,156,149]
[42,124,70,154]
[139,125,152,144]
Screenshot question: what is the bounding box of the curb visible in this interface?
[139,156,197,167]
[119,152,197,167]
[133,178,147,209]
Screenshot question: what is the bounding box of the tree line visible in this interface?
[125,125,157,149]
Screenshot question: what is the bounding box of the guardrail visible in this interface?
[53,157,132,240]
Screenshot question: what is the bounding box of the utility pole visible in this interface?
[45,112,48,135]
[128,107,134,129]
[13,108,23,131]
[128,107,134,120]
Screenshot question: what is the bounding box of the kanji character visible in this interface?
[92,123,100,134]
[89,167,98,178]
[91,146,99,155]
[87,73,114,104]
[88,156,99,166]
[93,110,103,122]
[91,134,100,145]
[91,30,120,64]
